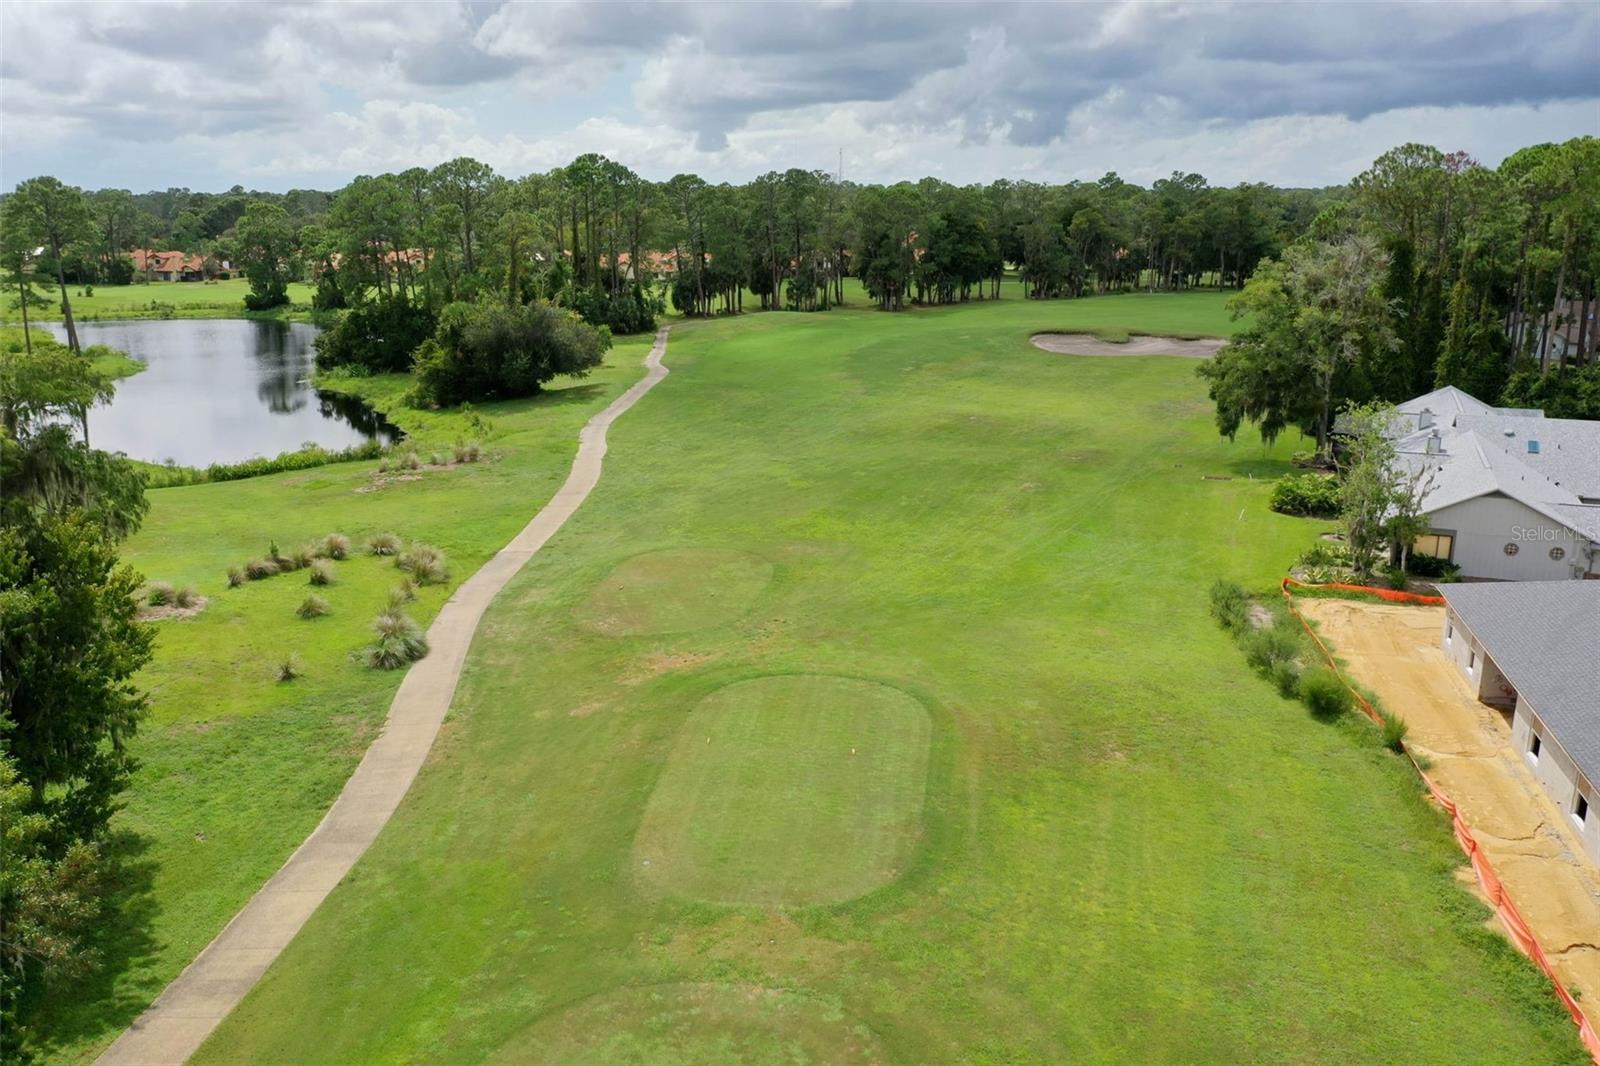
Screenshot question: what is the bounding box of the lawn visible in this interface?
[1,278,317,322]
[64,289,1572,1061]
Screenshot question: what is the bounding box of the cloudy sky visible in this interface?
[2,0,1596,193]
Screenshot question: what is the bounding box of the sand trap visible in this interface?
[1030,333,1224,358]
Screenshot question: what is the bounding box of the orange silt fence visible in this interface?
[1281,578,1600,1063]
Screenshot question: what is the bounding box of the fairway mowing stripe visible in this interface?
[96,329,673,1066]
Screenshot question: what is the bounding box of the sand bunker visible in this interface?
[1030,333,1224,358]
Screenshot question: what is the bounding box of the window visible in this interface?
[1576,794,1590,826]
[1468,649,1476,672]
[1503,542,1520,556]
[1445,622,1453,644]
[1529,733,1541,764]
[1550,546,1566,561]
[1413,532,1454,560]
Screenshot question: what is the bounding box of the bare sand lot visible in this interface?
[1029,333,1224,357]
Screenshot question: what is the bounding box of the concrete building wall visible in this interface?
[1510,702,1600,863]
[1427,494,1597,581]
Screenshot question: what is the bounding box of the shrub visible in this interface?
[285,544,315,571]
[368,532,402,556]
[1269,473,1341,517]
[321,533,350,560]
[308,559,335,586]
[1405,552,1459,580]
[1380,711,1409,753]
[429,452,446,466]
[313,296,438,373]
[1268,659,1302,700]
[171,585,199,608]
[1381,565,1408,590]
[365,609,429,669]
[297,594,330,619]
[387,578,417,608]
[245,557,280,580]
[453,440,482,463]
[1208,579,1251,634]
[202,440,385,483]
[1300,668,1353,719]
[145,581,176,606]
[1295,542,1350,569]
[1242,622,1301,676]
[397,543,448,585]
[277,654,303,682]
[411,300,611,407]
[227,566,245,588]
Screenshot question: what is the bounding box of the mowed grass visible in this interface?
[575,547,774,636]
[29,341,651,1063]
[1,278,316,322]
[634,675,932,907]
[176,292,1585,1063]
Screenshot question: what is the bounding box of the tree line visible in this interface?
[1200,136,1600,452]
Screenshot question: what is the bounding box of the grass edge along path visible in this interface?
[93,328,672,1066]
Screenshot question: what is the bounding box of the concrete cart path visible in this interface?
[97,329,673,1066]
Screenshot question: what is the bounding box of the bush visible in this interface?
[1208,579,1251,634]
[1296,542,1350,569]
[308,559,335,586]
[1381,565,1408,590]
[453,440,482,463]
[397,543,448,585]
[245,557,280,581]
[388,578,417,609]
[1405,552,1459,580]
[368,532,402,556]
[244,290,290,312]
[296,594,330,619]
[203,440,384,483]
[411,300,611,407]
[277,653,303,682]
[320,533,350,560]
[314,297,437,373]
[171,585,199,608]
[1300,668,1353,719]
[1269,473,1341,517]
[1380,711,1409,752]
[562,282,661,335]
[227,565,245,588]
[1268,659,1302,699]
[285,544,315,571]
[145,581,176,606]
[1242,621,1301,676]
[365,608,429,669]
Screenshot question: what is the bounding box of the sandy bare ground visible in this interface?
[1029,333,1224,358]
[96,329,673,1066]
[1299,598,1600,1029]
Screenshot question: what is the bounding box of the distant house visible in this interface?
[1438,581,1600,862]
[1383,387,1600,581]
[130,248,214,282]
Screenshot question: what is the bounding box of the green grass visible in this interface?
[34,286,1585,1063]
[575,548,774,635]
[634,675,932,907]
[2,279,317,322]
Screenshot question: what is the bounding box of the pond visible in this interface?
[46,319,400,467]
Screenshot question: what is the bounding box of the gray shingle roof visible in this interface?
[1440,581,1600,785]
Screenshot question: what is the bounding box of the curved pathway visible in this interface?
[98,328,673,1066]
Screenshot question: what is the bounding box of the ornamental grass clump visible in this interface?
[368,532,403,556]
[226,566,245,588]
[297,594,330,620]
[245,557,281,581]
[308,559,335,586]
[277,653,303,682]
[453,440,482,463]
[321,533,350,560]
[365,608,428,669]
[397,543,447,585]
[387,578,417,609]
[145,581,176,606]
[285,544,315,571]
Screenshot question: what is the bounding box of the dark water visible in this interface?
[47,319,399,466]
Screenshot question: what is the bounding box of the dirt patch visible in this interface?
[1030,333,1224,358]
[622,650,716,686]
[1298,597,1600,1030]
[568,701,607,718]
[138,597,209,622]
[354,473,422,494]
